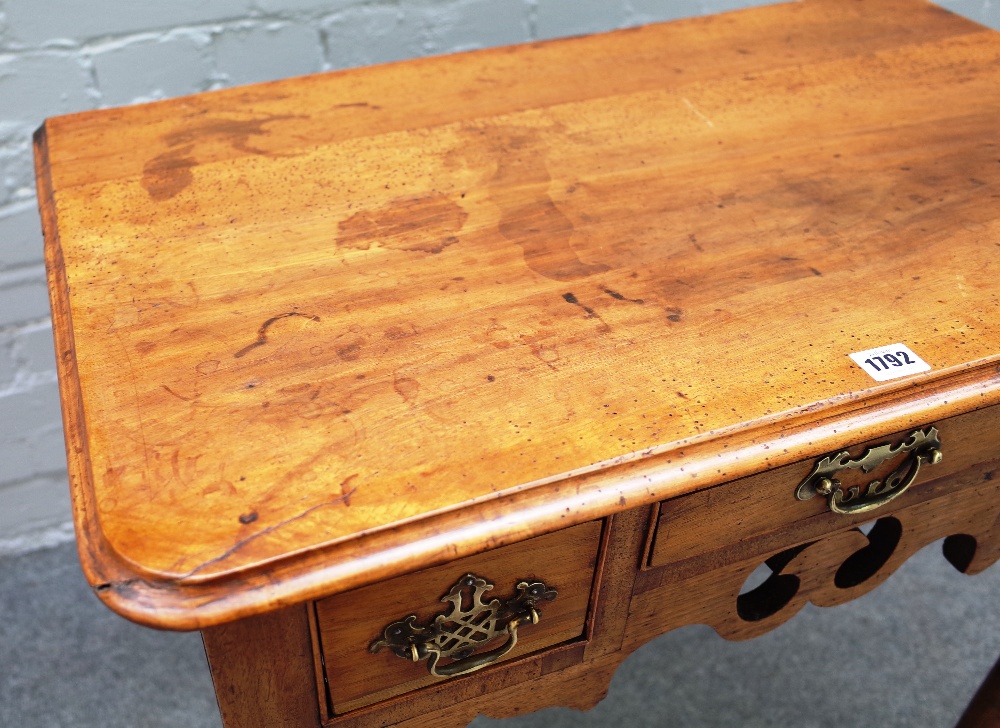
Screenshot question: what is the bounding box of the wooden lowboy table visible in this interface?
[35,0,1000,725]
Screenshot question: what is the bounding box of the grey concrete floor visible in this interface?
[1,540,998,728]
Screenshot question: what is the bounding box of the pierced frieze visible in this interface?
[629,477,1000,647]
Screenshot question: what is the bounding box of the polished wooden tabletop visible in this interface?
[36,0,1000,627]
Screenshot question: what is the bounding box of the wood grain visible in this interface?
[585,506,653,659]
[648,405,1000,568]
[316,521,601,713]
[202,605,321,728]
[36,0,1000,627]
[323,642,618,728]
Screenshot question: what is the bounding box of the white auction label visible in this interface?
[849,343,931,382]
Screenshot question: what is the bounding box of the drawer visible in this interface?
[315,520,603,714]
[648,405,1000,570]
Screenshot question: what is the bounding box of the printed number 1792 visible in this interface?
[850,343,930,382]
[863,351,915,372]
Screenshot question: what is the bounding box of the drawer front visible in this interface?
[648,405,1000,570]
[316,520,603,714]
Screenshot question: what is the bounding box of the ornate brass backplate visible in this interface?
[370,574,557,678]
[795,427,943,515]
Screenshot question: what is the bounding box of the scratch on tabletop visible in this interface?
[179,488,359,579]
[234,312,321,358]
[682,97,715,128]
[340,474,360,505]
[161,384,192,402]
[600,286,645,304]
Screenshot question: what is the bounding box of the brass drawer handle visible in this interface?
[795,427,943,515]
[370,574,557,678]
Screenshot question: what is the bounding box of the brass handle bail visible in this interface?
[370,574,557,678]
[796,428,943,515]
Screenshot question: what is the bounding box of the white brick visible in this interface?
[14,323,56,376]
[1,119,33,147]
[0,9,10,48]
[0,475,70,541]
[701,0,771,15]
[0,270,49,327]
[254,0,356,15]
[535,0,628,40]
[0,141,34,206]
[93,34,214,106]
[4,0,252,45]
[322,5,428,70]
[0,323,55,395]
[0,385,65,483]
[627,0,704,25]
[427,0,531,53]
[214,22,323,87]
[0,339,15,390]
[0,53,93,128]
[0,201,43,270]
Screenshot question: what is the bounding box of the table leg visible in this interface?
[956,655,1000,728]
[202,604,323,728]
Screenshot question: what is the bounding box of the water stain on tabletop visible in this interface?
[142,114,301,201]
[337,193,468,254]
[531,343,560,369]
[393,376,421,403]
[384,323,419,340]
[142,149,199,201]
[337,341,363,361]
[479,125,610,282]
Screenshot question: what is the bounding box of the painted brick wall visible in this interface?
[0,0,997,553]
